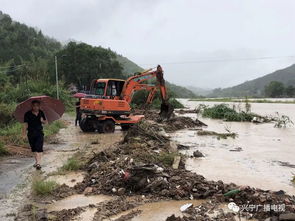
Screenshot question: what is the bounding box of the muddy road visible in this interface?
[0,115,122,220]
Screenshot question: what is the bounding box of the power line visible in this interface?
[139,55,295,66]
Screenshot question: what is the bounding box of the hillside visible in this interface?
[0,11,196,98]
[115,54,196,98]
[210,64,295,97]
[0,11,61,64]
[116,54,143,74]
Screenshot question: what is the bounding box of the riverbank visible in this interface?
[10,110,295,221]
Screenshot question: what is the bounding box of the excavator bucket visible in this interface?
[159,102,174,120]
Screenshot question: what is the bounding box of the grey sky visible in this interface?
[1,0,295,88]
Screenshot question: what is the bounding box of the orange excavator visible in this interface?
[79,65,174,133]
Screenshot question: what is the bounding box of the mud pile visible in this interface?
[132,108,207,132]
[77,120,294,220]
[162,116,207,132]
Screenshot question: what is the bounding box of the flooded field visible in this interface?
[175,99,295,195]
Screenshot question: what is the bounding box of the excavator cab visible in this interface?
[89,79,125,98]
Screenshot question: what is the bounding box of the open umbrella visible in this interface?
[14,96,65,123]
[73,92,86,98]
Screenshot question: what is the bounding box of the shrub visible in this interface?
[61,156,82,171]
[0,103,16,127]
[0,142,9,156]
[32,178,57,196]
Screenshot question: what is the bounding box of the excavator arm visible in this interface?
[120,65,174,119]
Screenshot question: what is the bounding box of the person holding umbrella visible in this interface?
[22,100,47,170]
[14,96,65,170]
[73,93,86,126]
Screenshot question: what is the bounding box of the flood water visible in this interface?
[109,200,206,221]
[175,99,295,195]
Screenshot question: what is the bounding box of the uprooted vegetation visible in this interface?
[274,112,294,128]
[197,130,237,139]
[200,103,263,122]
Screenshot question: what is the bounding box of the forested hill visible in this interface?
[0,11,61,64]
[0,11,196,98]
[210,64,295,97]
[114,55,196,98]
[116,54,144,74]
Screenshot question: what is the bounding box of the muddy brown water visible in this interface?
[108,200,206,221]
[46,194,112,212]
[176,99,295,195]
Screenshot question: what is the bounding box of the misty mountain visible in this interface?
[187,86,212,96]
[114,54,196,98]
[210,64,295,97]
[0,11,61,64]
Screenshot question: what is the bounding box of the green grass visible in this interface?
[61,156,82,171]
[32,178,58,196]
[43,120,66,137]
[0,120,66,146]
[0,123,24,145]
[0,141,9,156]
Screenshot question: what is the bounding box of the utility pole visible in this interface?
[55,56,59,99]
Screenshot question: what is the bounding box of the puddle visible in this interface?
[109,200,205,221]
[175,99,295,195]
[0,157,33,195]
[47,194,112,212]
[47,171,85,187]
[73,207,97,221]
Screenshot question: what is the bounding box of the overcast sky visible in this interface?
[1,0,295,88]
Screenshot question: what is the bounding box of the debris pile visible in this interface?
[162,117,207,132]
[132,108,207,132]
[77,119,295,220]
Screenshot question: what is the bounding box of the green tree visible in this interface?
[264,81,285,98]
[285,85,295,97]
[54,42,124,89]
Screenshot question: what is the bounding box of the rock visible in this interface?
[172,156,181,169]
[112,188,117,193]
[89,162,99,170]
[193,150,204,158]
[279,213,295,220]
[265,217,279,221]
[229,147,243,152]
[117,188,126,195]
[177,144,190,150]
[169,141,178,151]
[35,209,48,221]
[83,187,93,194]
